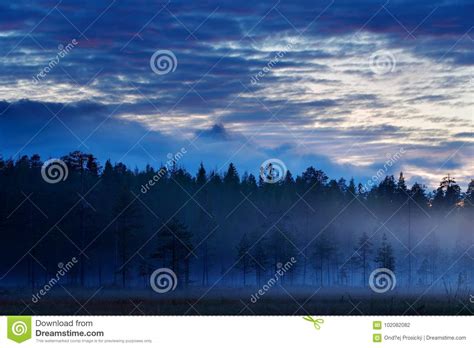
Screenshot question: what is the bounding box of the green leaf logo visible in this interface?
[7,316,32,343]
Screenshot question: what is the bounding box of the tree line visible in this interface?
[0,151,472,292]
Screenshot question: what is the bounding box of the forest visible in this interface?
[0,151,472,315]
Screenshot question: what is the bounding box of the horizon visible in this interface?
[1,149,471,193]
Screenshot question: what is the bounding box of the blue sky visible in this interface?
[0,0,472,189]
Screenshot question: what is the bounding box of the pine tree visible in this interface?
[86,154,100,175]
[223,163,240,187]
[396,172,408,204]
[417,258,430,286]
[251,235,268,286]
[433,174,461,209]
[312,231,334,286]
[374,233,395,271]
[347,178,356,198]
[236,233,251,286]
[196,162,206,187]
[299,166,328,187]
[410,183,427,206]
[114,187,141,288]
[397,172,407,193]
[354,231,373,285]
[151,218,193,287]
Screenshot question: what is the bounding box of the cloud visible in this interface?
[197,123,233,141]
[0,0,472,189]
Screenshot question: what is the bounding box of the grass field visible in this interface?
[1,287,472,315]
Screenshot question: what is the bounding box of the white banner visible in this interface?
[0,316,472,347]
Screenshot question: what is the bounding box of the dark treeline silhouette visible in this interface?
[0,151,472,296]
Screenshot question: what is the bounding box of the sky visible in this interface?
[0,0,472,190]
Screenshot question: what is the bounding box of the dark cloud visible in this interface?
[0,99,170,166]
[453,132,473,138]
[197,123,233,141]
[406,94,453,104]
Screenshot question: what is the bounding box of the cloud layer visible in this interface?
[0,0,472,188]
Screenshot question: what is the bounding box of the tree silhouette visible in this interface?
[151,219,193,288]
[250,233,268,286]
[0,151,471,302]
[433,174,461,209]
[236,233,251,286]
[113,187,141,288]
[354,231,373,286]
[374,233,395,271]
